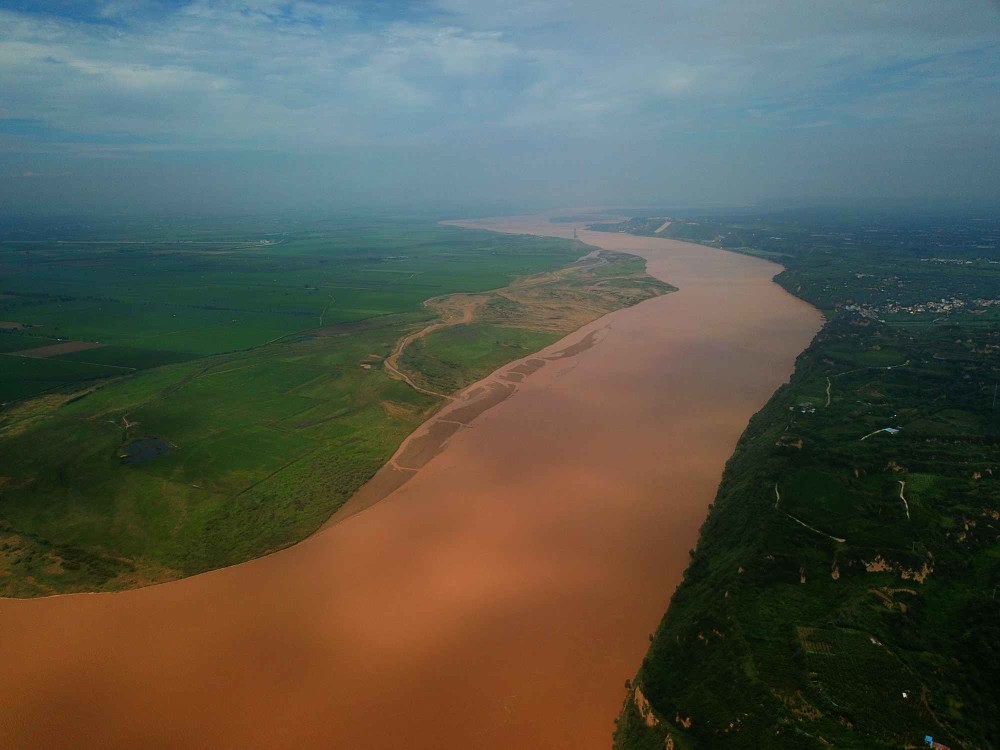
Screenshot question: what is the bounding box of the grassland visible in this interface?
[608,212,1000,750]
[399,252,670,393]
[0,217,670,597]
[0,218,588,402]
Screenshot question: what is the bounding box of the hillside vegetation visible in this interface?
[608,212,1000,750]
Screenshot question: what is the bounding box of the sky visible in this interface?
[1,0,998,216]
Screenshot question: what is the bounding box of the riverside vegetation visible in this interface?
[0,216,670,596]
[607,211,1000,750]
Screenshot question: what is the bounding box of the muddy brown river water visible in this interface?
[0,219,822,749]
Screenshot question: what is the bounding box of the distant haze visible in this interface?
[1,0,998,216]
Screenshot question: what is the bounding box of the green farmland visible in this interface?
[0,217,669,597]
[0,219,584,401]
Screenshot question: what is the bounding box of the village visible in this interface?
[840,295,1000,320]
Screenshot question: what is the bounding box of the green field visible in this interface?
[403,324,560,393]
[399,252,670,394]
[1,220,586,402]
[0,218,670,597]
[608,212,1000,750]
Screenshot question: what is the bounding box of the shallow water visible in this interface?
[0,221,821,749]
[121,436,171,465]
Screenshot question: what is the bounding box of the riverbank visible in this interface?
[0,216,821,749]
[610,212,1000,749]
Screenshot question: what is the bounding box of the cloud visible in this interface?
[0,0,998,211]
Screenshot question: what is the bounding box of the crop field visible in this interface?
[610,212,1000,750]
[0,219,587,402]
[0,217,670,597]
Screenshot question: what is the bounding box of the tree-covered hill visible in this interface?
[608,211,1000,750]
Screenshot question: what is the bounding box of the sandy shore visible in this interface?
[0,217,821,749]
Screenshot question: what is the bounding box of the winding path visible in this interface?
[775,483,847,543]
[380,296,481,400]
[381,254,609,400]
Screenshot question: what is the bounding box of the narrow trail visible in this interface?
[860,427,898,441]
[834,360,910,379]
[784,513,847,544]
[898,480,910,520]
[775,483,847,543]
[825,377,832,407]
[318,298,336,327]
[382,253,609,401]
[381,297,481,401]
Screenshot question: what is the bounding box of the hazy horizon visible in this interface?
[2,0,999,216]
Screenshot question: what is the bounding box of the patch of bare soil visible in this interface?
[509,358,546,377]
[544,329,603,359]
[385,248,664,396]
[441,381,516,425]
[12,340,103,358]
[329,465,416,524]
[395,420,463,469]
[381,401,417,420]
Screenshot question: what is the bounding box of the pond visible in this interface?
[121,437,171,465]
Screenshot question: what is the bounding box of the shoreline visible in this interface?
[0,216,822,750]
[4,229,655,603]
[324,244,637,529]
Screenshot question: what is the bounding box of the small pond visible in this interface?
[121,437,171,465]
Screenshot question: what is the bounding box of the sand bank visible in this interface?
[0,217,821,749]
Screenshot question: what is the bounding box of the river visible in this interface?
[0,218,821,749]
